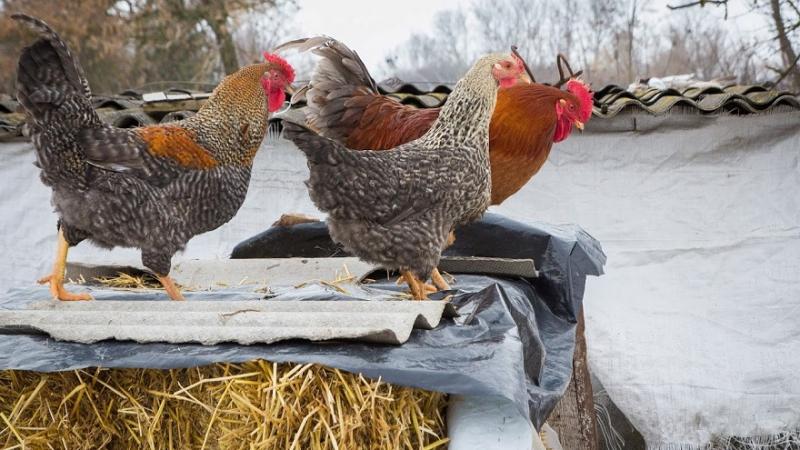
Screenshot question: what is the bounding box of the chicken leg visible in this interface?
[431,268,451,290]
[400,270,433,300]
[157,275,185,301]
[434,231,456,290]
[37,229,92,301]
[397,273,436,292]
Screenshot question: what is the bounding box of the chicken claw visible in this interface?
[396,273,437,293]
[157,275,185,301]
[39,229,93,301]
[431,268,451,291]
[400,271,429,300]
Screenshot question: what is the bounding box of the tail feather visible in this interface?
[275,36,380,142]
[281,118,391,219]
[12,13,92,120]
[274,36,377,92]
[281,119,346,165]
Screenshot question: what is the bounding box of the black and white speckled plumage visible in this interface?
[282,53,510,279]
[14,14,272,276]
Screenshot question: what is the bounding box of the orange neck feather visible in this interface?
[489,84,565,158]
[487,84,568,204]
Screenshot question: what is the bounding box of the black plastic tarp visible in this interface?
[0,213,604,429]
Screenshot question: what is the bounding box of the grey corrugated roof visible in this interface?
[0,299,449,345]
[69,257,376,289]
[0,88,217,140]
[1,256,465,346]
[375,82,800,117]
[2,78,796,141]
[174,257,376,288]
[592,84,800,117]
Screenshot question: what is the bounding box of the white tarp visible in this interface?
[1,111,799,448]
[519,112,800,449]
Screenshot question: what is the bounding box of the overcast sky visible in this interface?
[292,0,772,79]
[294,0,465,71]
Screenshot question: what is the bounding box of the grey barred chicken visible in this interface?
[281,52,525,299]
[14,14,295,301]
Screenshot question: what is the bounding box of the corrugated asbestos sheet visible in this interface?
[67,257,376,290]
[374,82,800,117]
[592,84,800,117]
[0,257,466,346]
[0,255,537,346]
[0,299,449,345]
[2,80,797,141]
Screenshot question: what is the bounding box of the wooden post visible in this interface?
[547,308,599,449]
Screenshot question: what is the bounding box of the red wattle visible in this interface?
[268,89,285,112]
[553,117,572,143]
[499,76,518,89]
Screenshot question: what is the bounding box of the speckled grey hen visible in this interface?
[281,52,525,299]
[13,14,295,301]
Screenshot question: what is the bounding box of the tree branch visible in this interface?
[667,0,728,18]
[774,52,800,86]
[667,0,727,9]
[787,0,800,21]
[770,0,800,89]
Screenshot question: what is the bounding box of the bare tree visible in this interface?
[569,0,623,84]
[473,0,545,57]
[383,9,472,83]
[385,0,787,89]
[621,0,655,83]
[662,0,800,89]
[768,0,800,87]
[654,10,760,83]
[233,0,299,66]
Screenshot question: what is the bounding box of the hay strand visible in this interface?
[0,362,448,449]
[94,272,163,290]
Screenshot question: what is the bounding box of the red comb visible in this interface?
[566,79,593,122]
[263,51,295,83]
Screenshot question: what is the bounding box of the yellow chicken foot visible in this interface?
[431,268,451,291]
[157,275,185,301]
[396,273,437,292]
[38,229,92,301]
[400,270,428,300]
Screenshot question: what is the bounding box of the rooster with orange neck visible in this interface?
[14,14,295,301]
[281,52,526,299]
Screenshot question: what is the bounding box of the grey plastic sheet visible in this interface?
[0,214,604,429]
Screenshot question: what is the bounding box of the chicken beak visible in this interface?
[575,120,584,131]
[285,84,297,95]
